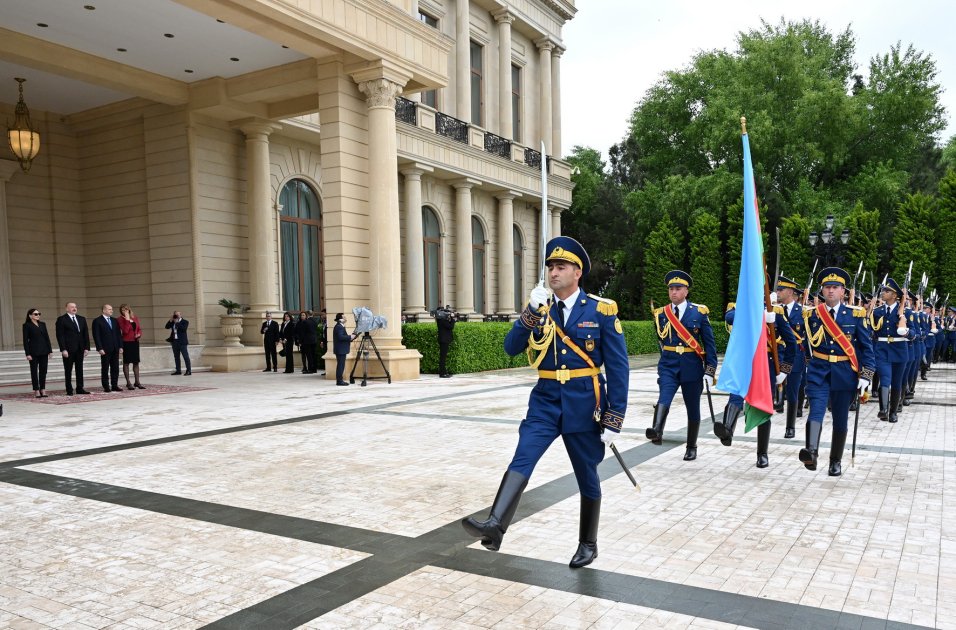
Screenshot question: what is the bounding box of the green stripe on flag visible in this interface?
[743,403,771,433]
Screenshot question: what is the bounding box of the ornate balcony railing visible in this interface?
[524,147,541,169]
[395,97,417,125]
[483,132,511,159]
[436,112,468,144]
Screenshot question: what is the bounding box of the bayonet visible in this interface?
[537,141,549,288]
[903,260,914,293]
[804,258,819,301]
[772,227,781,298]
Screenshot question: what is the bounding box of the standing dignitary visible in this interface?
[55,302,91,395]
[436,305,457,378]
[800,267,875,476]
[279,312,297,373]
[776,276,807,438]
[92,304,123,392]
[332,313,354,386]
[462,237,628,568]
[117,304,145,390]
[260,311,280,372]
[23,308,53,398]
[646,271,717,461]
[165,311,191,375]
[870,279,914,422]
[296,311,317,374]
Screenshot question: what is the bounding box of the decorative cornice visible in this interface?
[540,0,576,21]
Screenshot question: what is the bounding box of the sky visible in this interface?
[560,0,956,158]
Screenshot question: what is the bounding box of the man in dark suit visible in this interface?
[260,311,280,372]
[165,311,192,375]
[436,305,457,378]
[296,311,317,374]
[318,309,328,375]
[55,301,91,395]
[92,304,123,392]
[333,313,356,385]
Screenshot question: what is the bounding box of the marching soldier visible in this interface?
[646,271,717,461]
[800,267,875,476]
[946,306,956,362]
[922,302,936,380]
[717,299,795,467]
[870,279,914,423]
[776,276,808,438]
[903,295,921,406]
[462,237,629,568]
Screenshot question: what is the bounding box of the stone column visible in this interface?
[496,192,517,315]
[236,120,282,315]
[401,165,432,317]
[356,74,409,350]
[551,206,561,239]
[0,160,19,350]
[456,0,471,121]
[493,9,514,139]
[551,46,564,157]
[453,179,479,314]
[535,38,554,155]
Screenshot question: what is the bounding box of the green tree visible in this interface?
[724,198,768,302]
[643,214,684,314]
[891,193,937,290]
[689,210,723,313]
[942,134,956,174]
[779,214,811,286]
[937,170,956,298]
[843,202,880,286]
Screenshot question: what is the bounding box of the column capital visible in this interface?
[232,119,282,137]
[357,77,405,109]
[0,159,21,182]
[495,190,521,201]
[492,8,515,24]
[552,44,566,57]
[350,59,412,109]
[534,37,556,52]
[452,177,482,190]
[400,163,434,179]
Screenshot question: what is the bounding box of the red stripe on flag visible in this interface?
[745,324,774,414]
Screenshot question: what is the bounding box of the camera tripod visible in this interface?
[349,332,391,386]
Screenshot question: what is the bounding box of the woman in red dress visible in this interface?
[117,304,146,390]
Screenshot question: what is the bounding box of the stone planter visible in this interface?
[220,314,244,347]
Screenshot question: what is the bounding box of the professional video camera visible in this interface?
[433,305,457,322]
[352,306,388,335]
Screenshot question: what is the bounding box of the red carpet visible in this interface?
[1,384,212,404]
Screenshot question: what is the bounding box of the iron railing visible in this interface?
[436,112,469,144]
[483,132,511,159]
[524,146,541,169]
[395,97,417,125]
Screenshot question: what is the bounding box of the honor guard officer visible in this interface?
[462,236,629,569]
[800,267,875,476]
[871,279,914,423]
[921,302,936,380]
[946,306,956,362]
[903,295,921,406]
[776,276,808,438]
[646,270,717,461]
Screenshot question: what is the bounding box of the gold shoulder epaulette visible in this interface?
[653,306,664,316]
[697,304,710,316]
[852,306,866,316]
[588,293,618,316]
[725,302,736,311]
[774,305,785,315]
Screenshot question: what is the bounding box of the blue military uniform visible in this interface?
[645,270,717,461]
[776,275,808,438]
[870,278,915,422]
[800,267,876,476]
[922,306,936,379]
[462,236,629,570]
[903,302,922,404]
[946,307,956,361]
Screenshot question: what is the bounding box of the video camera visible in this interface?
[433,305,457,322]
[352,306,388,335]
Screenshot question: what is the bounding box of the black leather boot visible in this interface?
[888,388,901,423]
[756,421,771,468]
[849,397,859,412]
[828,431,847,476]
[645,404,669,445]
[569,495,600,568]
[800,387,808,414]
[462,470,528,551]
[784,401,797,439]
[684,421,699,461]
[714,400,743,446]
[773,386,785,414]
[920,364,928,380]
[878,386,890,421]
[799,422,822,471]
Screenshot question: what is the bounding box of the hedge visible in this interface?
[403,319,729,375]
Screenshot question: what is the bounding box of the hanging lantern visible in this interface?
[7,78,41,173]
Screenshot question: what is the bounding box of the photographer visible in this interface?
[436,305,457,378]
[164,311,191,376]
[333,313,356,386]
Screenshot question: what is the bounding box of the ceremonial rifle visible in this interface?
[901,261,914,328]
[849,261,863,307]
[851,391,862,466]
[768,227,783,409]
[537,141,549,291]
[803,258,819,306]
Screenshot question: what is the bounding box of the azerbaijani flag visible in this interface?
[718,129,773,431]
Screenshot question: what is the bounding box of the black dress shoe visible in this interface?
[103,387,112,393]
[111,386,122,392]
[66,391,74,396]
[76,389,91,395]
[171,371,182,375]
[184,371,191,376]
[336,381,350,386]
[284,370,294,373]
[126,384,134,390]
[262,368,271,372]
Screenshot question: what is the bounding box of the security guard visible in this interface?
[801,267,875,476]
[870,279,914,423]
[776,276,808,438]
[646,270,717,461]
[718,299,795,467]
[462,236,629,569]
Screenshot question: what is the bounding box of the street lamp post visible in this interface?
[808,214,850,266]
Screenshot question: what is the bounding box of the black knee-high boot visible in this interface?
[784,401,797,438]
[756,421,771,468]
[878,387,890,421]
[715,400,743,446]
[645,404,669,444]
[799,422,822,471]
[462,470,528,551]
[828,431,847,476]
[888,388,902,423]
[569,495,601,568]
[684,421,699,461]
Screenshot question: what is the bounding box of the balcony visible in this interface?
[395,97,417,125]
[435,112,469,144]
[483,132,511,159]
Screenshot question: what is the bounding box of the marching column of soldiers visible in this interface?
[644,264,950,476]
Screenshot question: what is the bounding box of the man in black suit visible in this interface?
[333,313,356,385]
[92,304,123,392]
[296,311,317,374]
[165,311,192,375]
[436,305,457,378]
[55,301,91,395]
[260,311,280,372]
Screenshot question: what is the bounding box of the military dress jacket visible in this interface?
[654,302,717,384]
[505,292,629,433]
[870,304,916,364]
[724,304,797,372]
[804,304,876,390]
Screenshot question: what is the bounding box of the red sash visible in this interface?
[663,306,706,358]
[815,304,859,373]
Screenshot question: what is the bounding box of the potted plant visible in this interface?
[218,298,244,346]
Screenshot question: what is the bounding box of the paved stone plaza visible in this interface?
[1,357,954,629]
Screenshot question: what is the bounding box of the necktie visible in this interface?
[106,317,111,329]
[72,315,79,331]
[829,308,836,320]
[674,305,680,319]
[557,301,566,328]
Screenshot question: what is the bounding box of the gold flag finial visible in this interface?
[740,116,747,135]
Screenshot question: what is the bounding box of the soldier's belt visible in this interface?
[538,367,601,383]
[812,351,850,363]
[662,345,705,355]
[876,337,902,343]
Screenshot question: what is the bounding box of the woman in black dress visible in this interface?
[23,308,53,398]
[117,304,146,389]
[279,311,297,373]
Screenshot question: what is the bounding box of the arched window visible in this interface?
[513,225,524,312]
[279,179,323,312]
[423,207,442,312]
[472,216,486,314]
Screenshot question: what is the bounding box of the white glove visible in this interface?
[857,378,870,392]
[769,291,778,303]
[600,429,617,446]
[775,372,787,385]
[897,327,908,336]
[703,374,714,388]
[765,310,776,324]
[529,284,551,309]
